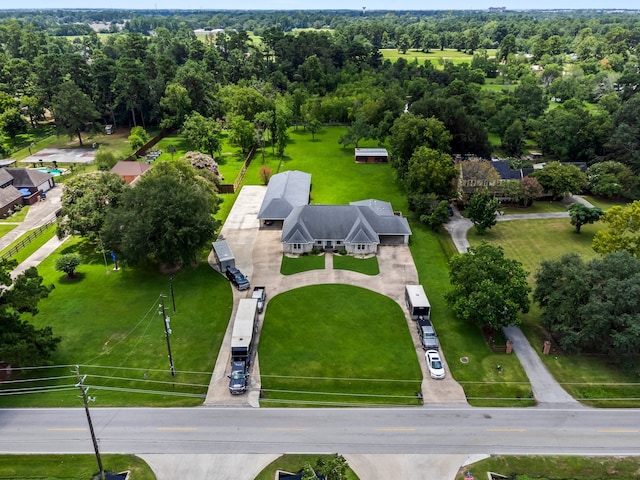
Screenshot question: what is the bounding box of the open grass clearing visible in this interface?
[457,455,640,480]
[410,223,533,407]
[499,200,568,215]
[468,218,602,281]
[259,284,422,407]
[255,454,359,480]
[333,254,379,275]
[280,253,325,275]
[380,48,493,67]
[0,454,156,480]
[0,237,232,408]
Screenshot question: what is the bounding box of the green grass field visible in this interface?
[333,255,379,275]
[580,194,628,210]
[0,223,17,239]
[259,284,422,406]
[0,205,29,223]
[457,455,640,480]
[0,223,56,264]
[379,48,495,68]
[0,454,156,480]
[281,253,325,275]
[0,237,232,408]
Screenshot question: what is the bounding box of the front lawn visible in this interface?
[580,194,628,210]
[0,223,17,239]
[280,253,325,275]
[333,254,379,275]
[0,237,232,408]
[0,454,156,480]
[259,284,422,406]
[410,223,533,407]
[457,455,640,480]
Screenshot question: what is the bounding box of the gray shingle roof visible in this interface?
[0,169,14,186]
[258,170,311,220]
[281,199,411,244]
[4,168,53,188]
[0,185,23,207]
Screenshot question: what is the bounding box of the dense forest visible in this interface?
[1,9,640,195]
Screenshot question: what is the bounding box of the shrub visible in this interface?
[54,253,82,278]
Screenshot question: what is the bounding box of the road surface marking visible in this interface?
[157,427,198,431]
[598,429,639,433]
[47,428,87,431]
[267,428,307,431]
[486,428,526,432]
[375,428,416,432]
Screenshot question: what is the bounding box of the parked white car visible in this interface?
[425,350,445,379]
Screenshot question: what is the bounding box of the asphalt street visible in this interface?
[1,407,639,456]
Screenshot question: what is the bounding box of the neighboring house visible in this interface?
[354,148,388,163]
[457,159,525,200]
[110,161,153,185]
[0,167,55,216]
[281,199,411,255]
[257,170,311,227]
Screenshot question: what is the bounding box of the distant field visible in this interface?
[380,48,497,67]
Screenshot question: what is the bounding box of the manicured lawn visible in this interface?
[333,254,379,275]
[255,454,359,480]
[409,223,534,407]
[244,126,409,211]
[580,194,628,210]
[0,237,232,408]
[499,200,569,215]
[0,454,156,480]
[259,284,422,406]
[0,223,56,263]
[0,223,17,239]
[281,253,325,275]
[457,455,640,480]
[468,218,602,282]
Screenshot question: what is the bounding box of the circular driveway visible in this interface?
[205,186,466,406]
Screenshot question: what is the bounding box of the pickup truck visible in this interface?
[252,286,266,313]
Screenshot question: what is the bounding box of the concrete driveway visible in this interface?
[205,186,466,407]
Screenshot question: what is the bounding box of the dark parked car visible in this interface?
[228,359,249,394]
[225,266,250,291]
[417,317,439,350]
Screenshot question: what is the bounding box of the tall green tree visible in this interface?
[466,188,500,235]
[182,112,222,158]
[587,161,637,198]
[405,147,457,199]
[57,172,127,238]
[51,80,100,147]
[229,115,256,154]
[534,251,640,366]
[0,107,28,146]
[446,242,530,331]
[102,161,219,267]
[531,161,587,199]
[593,201,640,257]
[568,203,604,233]
[160,83,192,130]
[0,259,58,367]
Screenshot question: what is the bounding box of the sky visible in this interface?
[5,1,639,11]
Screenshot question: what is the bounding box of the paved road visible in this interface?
[2,407,639,455]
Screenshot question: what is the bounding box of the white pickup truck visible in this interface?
[251,286,266,313]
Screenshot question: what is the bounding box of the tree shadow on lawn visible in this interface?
[57,271,86,284]
[60,239,105,265]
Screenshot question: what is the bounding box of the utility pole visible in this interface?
[159,295,175,376]
[74,366,105,480]
[169,277,176,313]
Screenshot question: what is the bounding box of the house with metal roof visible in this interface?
[257,170,311,227]
[281,199,411,255]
